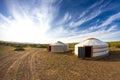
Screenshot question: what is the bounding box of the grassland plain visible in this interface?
[0,42,120,80]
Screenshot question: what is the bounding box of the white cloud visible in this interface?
[107,25,117,32]
[49,26,71,38]
[0,0,120,43]
[69,19,85,28]
[69,0,112,28]
[50,0,120,43]
[69,4,103,27]
[84,12,120,32]
[98,12,120,28]
[0,0,62,43]
[56,12,71,25]
[79,0,104,19]
[49,11,120,43]
[60,30,120,43]
[0,14,12,25]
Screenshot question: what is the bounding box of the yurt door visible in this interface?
[48,46,51,51]
[84,46,92,58]
[78,47,84,58]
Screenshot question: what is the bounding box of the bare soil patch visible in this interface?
[0,46,120,80]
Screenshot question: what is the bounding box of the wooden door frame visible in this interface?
[84,46,93,58]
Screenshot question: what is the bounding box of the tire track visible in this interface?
[16,53,33,80]
[28,50,39,80]
[15,49,40,80]
[0,52,22,80]
[0,52,22,67]
[3,50,36,80]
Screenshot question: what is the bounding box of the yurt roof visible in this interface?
[51,41,65,46]
[75,38,108,47]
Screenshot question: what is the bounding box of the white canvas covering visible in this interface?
[75,38,109,57]
[50,41,69,52]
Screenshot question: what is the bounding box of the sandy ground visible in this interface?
[0,46,120,80]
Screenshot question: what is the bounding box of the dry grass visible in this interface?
[0,45,120,80]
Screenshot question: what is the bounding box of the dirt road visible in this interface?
[0,48,38,80]
[0,46,120,80]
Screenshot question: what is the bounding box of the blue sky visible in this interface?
[0,0,120,43]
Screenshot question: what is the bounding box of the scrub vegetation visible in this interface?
[0,41,120,80]
[14,45,25,51]
[108,41,120,48]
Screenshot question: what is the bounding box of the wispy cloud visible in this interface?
[78,0,104,19]
[87,12,120,31]
[0,0,62,43]
[107,25,117,32]
[60,29,120,43]
[0,0,120,43]
[48,0,120,42]
[56,12,71,25]
[68,0,109,28]
[98,12,120,28]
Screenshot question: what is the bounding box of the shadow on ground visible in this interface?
[50,50,74,55]
[96,50,120,62]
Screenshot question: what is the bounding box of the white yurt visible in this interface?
[48,41,69,52]
[74,38,109,58]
